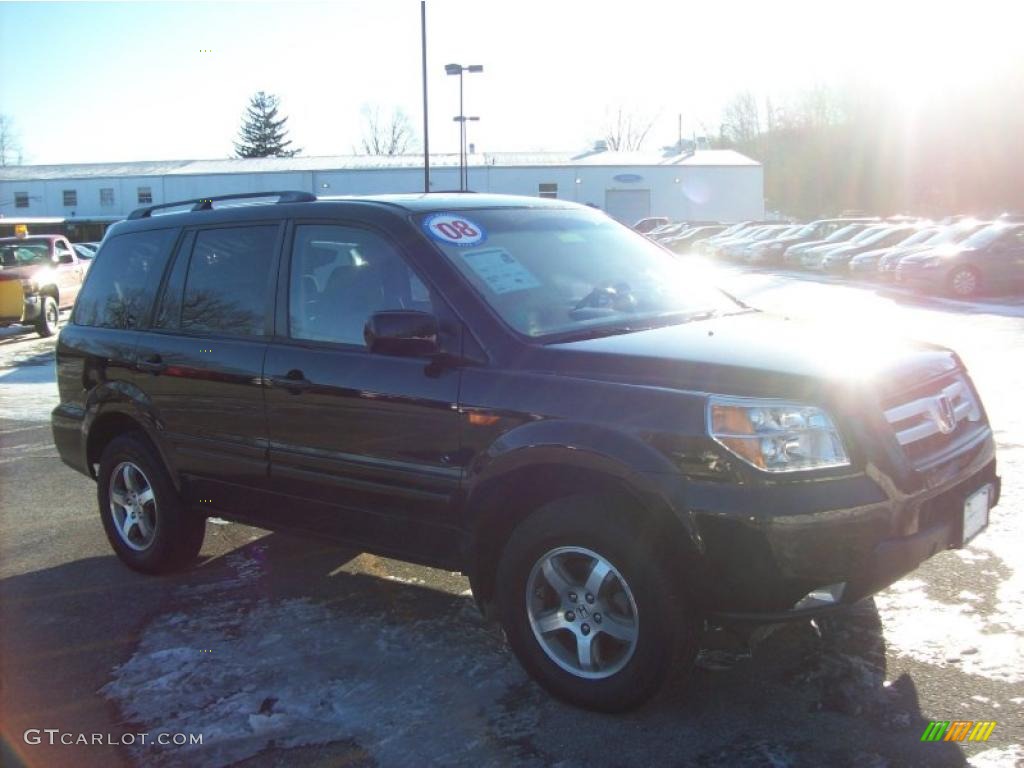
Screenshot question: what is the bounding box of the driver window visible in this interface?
[288,224,434,345]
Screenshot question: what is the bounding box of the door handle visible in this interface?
[136,354,166,374]
[269,369,312,393]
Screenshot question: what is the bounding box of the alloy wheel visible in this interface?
[109,461,158,551]
[525,546,639,680]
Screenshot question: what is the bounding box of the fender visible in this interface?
[82,378,181,490]
[460,418,706,608]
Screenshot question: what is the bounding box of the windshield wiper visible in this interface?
[546,309,735,344]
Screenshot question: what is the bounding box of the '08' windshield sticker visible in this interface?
[422,213,487,247]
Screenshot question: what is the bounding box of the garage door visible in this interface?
[604,189,651,225]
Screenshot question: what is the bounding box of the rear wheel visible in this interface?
[948,266,981,298]
[35,296,58,337]
[97,433,205,574]
[496,494,698,712]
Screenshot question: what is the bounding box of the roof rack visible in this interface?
[127,190,317,220]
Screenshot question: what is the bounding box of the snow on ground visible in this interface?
[101,545,537,768]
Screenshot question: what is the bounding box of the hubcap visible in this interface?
[109,461,158,551]
[952,269,977,296]
[46,304,57,327]
[525,546,639,680]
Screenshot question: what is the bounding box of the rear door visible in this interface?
[263,221,463,565]
[131,221,283,518]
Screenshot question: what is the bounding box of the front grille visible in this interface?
[884,374,986,464]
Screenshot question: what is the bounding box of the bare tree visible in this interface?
[359,105,416,156]
[603,108,655,152]
[721,91,761,144]
[0,115,23,166]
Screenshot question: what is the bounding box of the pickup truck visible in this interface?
[0,234,87,337]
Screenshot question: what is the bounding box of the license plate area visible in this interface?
[962,484,992,546]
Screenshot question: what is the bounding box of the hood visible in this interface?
[536,311,958,401]
[0,264,48,281]
[901,245,974,264]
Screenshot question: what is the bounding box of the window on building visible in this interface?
[538,183,558,199]
[14,192,29,208]
[137,186,153,205]
[63,190,77,207]
[100,188,115,206]
[288,224,435,346]
[73,229,178,329]
[179,226,279,337]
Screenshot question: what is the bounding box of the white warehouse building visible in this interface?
[0,147,763,230]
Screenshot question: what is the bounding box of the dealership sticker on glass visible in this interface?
[460,248,541,294]
[422,213,487,247]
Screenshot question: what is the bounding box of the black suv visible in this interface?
[53,191,999,711]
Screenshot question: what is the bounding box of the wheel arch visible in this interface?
[463,449,701,616]
[85,403,179,491]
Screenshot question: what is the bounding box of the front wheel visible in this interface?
[948,266,981,298]
[35,296,58,337]
[496,495,698,712]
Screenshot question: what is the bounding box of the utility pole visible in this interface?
[421,1,429,193]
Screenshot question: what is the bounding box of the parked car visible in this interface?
[693,221,758,255]
[797,224,893,270]
[53,191,999,712]
[875,221,986,281]
[747,218,876,266]
[0,234,87,336]
[896,221,1024,297]
[817,225,919,273]
[711,225,783,259]
[633,217,669,234]
[664,225,728,253]
[721,225,801,260]
[782,222,872,267]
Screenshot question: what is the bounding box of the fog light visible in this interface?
[793,582,846,611]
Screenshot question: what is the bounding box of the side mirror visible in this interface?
[58,252,74,264]
[364,310,440,357]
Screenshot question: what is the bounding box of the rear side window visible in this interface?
[74,228,178,329]
[179,225,279,337]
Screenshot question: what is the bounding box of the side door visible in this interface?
[130,221,283,520]
[53,238,84,308]
[263,221,463,565]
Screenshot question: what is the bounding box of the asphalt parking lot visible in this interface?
[1,262,1022,768]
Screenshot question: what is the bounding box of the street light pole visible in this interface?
[445,63,483,191]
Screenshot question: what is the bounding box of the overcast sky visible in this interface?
[1,0,1020,165]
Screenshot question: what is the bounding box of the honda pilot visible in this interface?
[52,192,999,712]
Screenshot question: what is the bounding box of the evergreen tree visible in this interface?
[234,92,300,158]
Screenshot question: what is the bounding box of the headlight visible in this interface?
[707,397,850,472]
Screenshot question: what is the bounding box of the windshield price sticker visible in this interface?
[423,214,486,247]
[460,247,541,294]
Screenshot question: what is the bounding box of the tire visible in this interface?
[496,494,699,712]
[97,432,205,574]
[35,296,58,337]
[948,266,981,298]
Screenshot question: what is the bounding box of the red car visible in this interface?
[0,234,88,337]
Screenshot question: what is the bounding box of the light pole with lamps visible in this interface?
[445,63,483,191]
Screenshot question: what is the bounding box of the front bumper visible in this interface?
[650,431,999,622]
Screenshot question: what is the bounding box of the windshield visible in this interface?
[0,242,51,267]
[420,207,741,339]
[927,223,983,245]
[824,223,864,242]
[896,228,938,247]
[962,222,1019,249]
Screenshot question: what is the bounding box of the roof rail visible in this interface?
[127,190,317,220]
